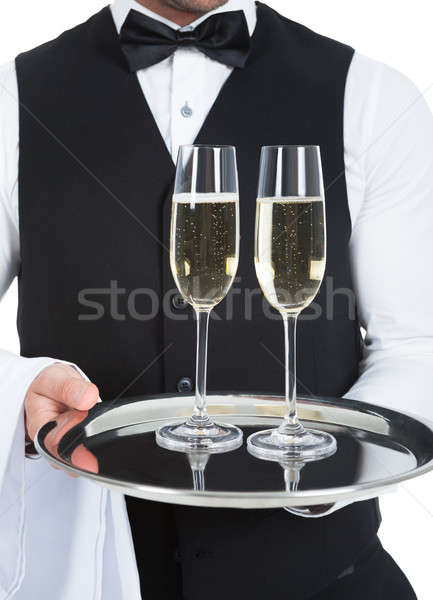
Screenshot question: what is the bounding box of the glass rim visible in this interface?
[179,144,236,150]
[261,144,320,151]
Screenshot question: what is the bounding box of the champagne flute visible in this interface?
[156,145,243,452]
[247,145,337,461]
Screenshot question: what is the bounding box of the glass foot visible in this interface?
[156,417,243,453]
[247,425,336,462]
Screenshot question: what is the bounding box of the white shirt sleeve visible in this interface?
[0,61,20,293]
[0,61,90,596]
[344,54,433,420]
[287,55,433,519]
[0,61,58,470]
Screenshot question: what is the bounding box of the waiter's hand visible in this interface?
[24,363,99,441]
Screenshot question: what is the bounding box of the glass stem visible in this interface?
[188,452,209,490]
[192,467,206,491]
[279,313,304,435]
[190,308,211,424]
[284,465,301,493]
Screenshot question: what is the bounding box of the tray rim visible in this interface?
[35,393,433,509]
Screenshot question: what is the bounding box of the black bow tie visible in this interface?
[120,9,251,71]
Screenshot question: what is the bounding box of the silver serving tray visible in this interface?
[35,394,433,509]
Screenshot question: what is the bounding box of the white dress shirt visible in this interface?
[0,0,432,598]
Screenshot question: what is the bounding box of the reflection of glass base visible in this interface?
[156,418,243,453]
[247,426,336,462]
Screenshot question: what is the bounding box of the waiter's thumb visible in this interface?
[32,363,99,410]
[25,363,99,442]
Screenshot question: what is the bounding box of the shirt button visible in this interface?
[177,377,193,393]
[181,103,193,118]
[172,293,188,310]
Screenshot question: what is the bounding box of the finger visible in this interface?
[43,409,90,478]
[25,392,61,440]
[33,365,99,410]
[64,442,100,478]
[44,409,89,453]
[71,444,99,474]
[58,378,99,410]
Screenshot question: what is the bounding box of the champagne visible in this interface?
[255,196,326,314]
[170,193,239,309]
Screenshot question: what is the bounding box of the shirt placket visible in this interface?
[170,47,198,161]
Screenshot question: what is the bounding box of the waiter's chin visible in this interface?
[164,0,228,13]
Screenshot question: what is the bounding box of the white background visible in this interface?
[0,1,432,598]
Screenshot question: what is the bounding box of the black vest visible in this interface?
[16,4,379,599]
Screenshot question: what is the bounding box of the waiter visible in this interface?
[0,0,432,597]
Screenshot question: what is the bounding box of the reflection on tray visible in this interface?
[188,452,210,492]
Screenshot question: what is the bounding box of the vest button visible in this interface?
[177,377,193,393]
[172,293,188,310]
